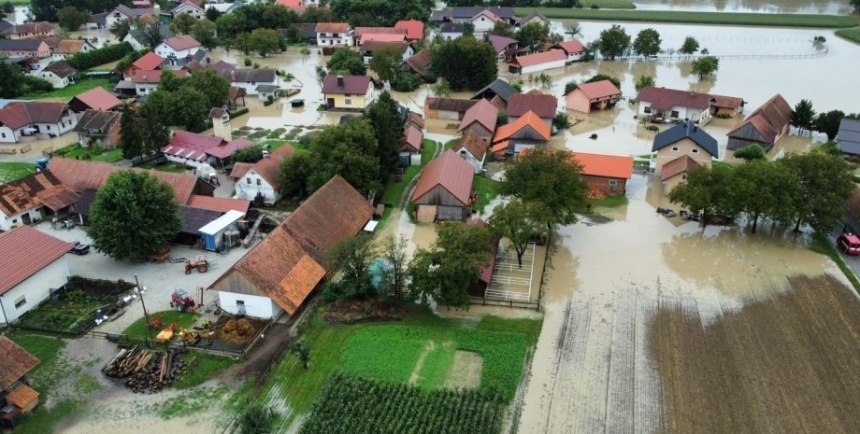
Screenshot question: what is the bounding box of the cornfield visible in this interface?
[299,373,506,434]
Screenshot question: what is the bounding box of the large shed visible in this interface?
[411,150,475,222]
[199,210,245,251]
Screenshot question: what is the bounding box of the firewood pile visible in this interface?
[102,347,188,393]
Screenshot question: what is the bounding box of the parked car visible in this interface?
[69,241,90,255]
[837,233,860,255]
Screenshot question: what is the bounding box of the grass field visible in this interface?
[0,161,36,183]
[513,7,859,28]
[473,176,500,213]
[836,28,860,44]
[121,309,201,337]
[580,0,636,9]
[25,79,114,100]
[53,145,124,163]
[173,353,239,389]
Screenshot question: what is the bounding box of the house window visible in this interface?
[246,178,251,184]
[691,148,699,154]
[671,146,679,152]
[345,98,352,105]
[1,133,5,138]
[256,179,261,186]
[608,179,618,192]
[643,107,651,114]
[14,296,26,309]
[670,110,679,118]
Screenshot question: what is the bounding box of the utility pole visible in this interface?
[134,274,155,347]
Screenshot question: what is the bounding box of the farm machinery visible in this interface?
[184,256,209,274]
[170,287,204,313]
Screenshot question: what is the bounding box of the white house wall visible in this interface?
[216,291,282,320]
[0,126,20,143]
[236,169,278,204]
[519,59,566,75]
[638,102,710,122]
[230,79,278,96]
[0,258,69,324]
[0,207,45,231]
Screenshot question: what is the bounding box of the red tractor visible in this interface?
[170,289,196,312]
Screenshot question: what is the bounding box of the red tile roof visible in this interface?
[394,19,424,40]
[573,80,621,100]
[187,195,250,214]
[248,143,295,188]
[0,170,79,216]
[132,69,188,84]
[554,40,585,54]
[0,336,40,390]
[315,22,349,33]
[405,112,425,129]
[211,175,372,315]
[426,97,477,113]
[727,94,792,145]
[0,102,69,130]
[661,155,701,181]
[411,149,475,206]
[636,86,711,111]
[459,98,498,134]
[5,383,39,410]
[362,34,406,43]
[322,75,371,95]
[69,87,121,111]
[452,131,489,160]
[229,162,254,179]
[277,0,305,11]
[507,90,557,119]
[570,152,634,179]
[204,137,256,160]
[0,226,71,297]
[132,52,164,71]
[354,27,406,37]
[161,131,226,162]
[401,125,423,153]
[509,49,566,68]
[493,110,550,143]
[162,35,201,51]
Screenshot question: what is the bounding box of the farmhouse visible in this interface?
[234,144,296,205]
[360,41,413,65]
[171,1,206,19]
[508,49,566,75]
[470,9,501,39]
[38,61,76,89]
[458,98,498,139]
[424,98,476,120]
[471,79,519,110]
[73,110,121,148]
[570,152,634,196]
[122,25,175,51]
[488,35,526,62]
[0,39,50,59]
[154,35,202,66]
[0,226,71,325]
[68,87,122,112]
[0,21,54,39]
[507,90,557,129]
[401,125,423,154]
[837,118,860,157]
[439,22,464,40]
[431,7,518,25]
[132,69,189,96]
[210,175,373,319]
[636,86,715,124]
[0,336,41,421]
[215,68,278,96]
[660,155,701,195]
[709,94,746,118]
[0,102,77,145]
[492,110,550,157]
[0,171,80,231]
[315,22,353,47]
[105,5,160,29]
[552,40,586,63]
[52,39,95,59]
[452,131,489,174]
[565,80,621,114]
[651,120,719,173]
[411,149,475,222]
[520,10,550,26]
[726,94,792,152]
[322,75,374,111]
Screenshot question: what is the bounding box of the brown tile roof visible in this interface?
[405,112,424,129]
[34,34,63,49]
[493,110,550,143]
[355,27,406,37]
[212,175,373,315]
[507,90,557,119]
[5,383,39,409]
[0,226,71,297]
[661,155,701,181]
[2,21,54,35]
[55,39,85,55]
[249,143,296,188]
[570,152,634,179]
[0,337,40,390]
[228,86,247,101]
[458,98,498,133]
[229,162,254,179]
[322,75,371,95]
[132,52,164,71]
[0,170,79,216]
[401,125,423,152]
[133,69,188,84]
[187,195,250,214]
[315,22,349,33]
[727,94,791,145]
[162,35,201,51]
[426,97,476,113]
[709,93,744,110]
[44,60,76,78]
[0,102,69,130]
[636,86,712,111]
[216,68,277,84]
[402,48,432,78]
[452,131,488,160]
[554,40,585,54]
[509,49,566,68]
[411,149,475,206]
[573,80,621,100]
[69,87,122,111]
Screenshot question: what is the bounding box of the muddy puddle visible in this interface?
[516,172,846,433]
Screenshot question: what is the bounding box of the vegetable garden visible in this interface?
[299,373,506,434]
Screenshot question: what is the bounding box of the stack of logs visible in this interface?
[102,347,188,393]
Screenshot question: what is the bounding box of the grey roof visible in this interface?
[471,79,518,103]
[837,118,860,156]
[215,68,277,83]
[651,121,719,157]
[178,205,223,235]
[440,22,464,33]
[128,25,175,45]
[70,188,98,216]
[256,84,278,92]
[73,110,120,133]
[90,12,108,27]
[521,10,549,24]
[44,61,76,78]
[115,4,156,17]
[0,39,45,51]
[445,7,517,20]
[192,49,208,62]
[0,20,14,33]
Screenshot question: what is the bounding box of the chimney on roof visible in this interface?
[142,74,146,81]
[230,70,236,82]
[337,75,344,87]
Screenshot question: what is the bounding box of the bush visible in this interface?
[591,4,599,8]
[228,108,249,119]
[23,76,53,93]
[67,42,133,71]
[646,125,659,132]
[239,403,273,434]
[392,73,422,92]
[233,145,264,163]
[243,58,252,66]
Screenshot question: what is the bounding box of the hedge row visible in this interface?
[67,42,134,71]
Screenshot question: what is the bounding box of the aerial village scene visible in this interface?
[3,0,860,432]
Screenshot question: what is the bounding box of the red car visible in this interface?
[837,233,860,255]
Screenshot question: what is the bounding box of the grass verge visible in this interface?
[473,176,500,213]
[0,161,37,183]
[121,309,201,337]
[173,353,239,389]
[513,7,859,28]
[24,79,114,100]
[836,28,860,44]
[810,232,860,293]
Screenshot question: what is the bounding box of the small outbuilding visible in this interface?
[0,336,41,423]
[198,210,245,251]
[458,98,498,139]
[836,118,860,157]
[507,49,566,75]
[726,94,791,152]
[452,131,489,174]
[570,152,634,196]
[565,80,621,114]
[411,149,475,222]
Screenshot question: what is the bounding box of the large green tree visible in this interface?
[191,21,219,50]
[308,119,382,195]
[330,0,430,27]
[733,143,767,161]
[328,235,378,300]
[852,0,860,13]
[119,104,144,161]
[169,86,210,132]
[432,37,497,91]
[597,24,630,60]
[679,36,700,55]
[249,28,282,57]
[380,234,409,300]
[634,75,655,91]
[499,149,588,229]
[365,92,403,182]
[490,21,516,38]
[278,151,314,199]
[408,222,492,308]
[732,160,798,233]
[517,22,550,52]
[489,199,549,267]
[633,28,661,57]
[89,171,181,260]
[57,6,88,31]
[690,56,719,79]
[329,48,367,75]
[667,164,737,225]
[369,46,402,82]
[779,152,855,232]
[31,0,124,21]
[790,98,816,135]
[169,12,198,35]
[186,69,230,109]
[814,110,846,141]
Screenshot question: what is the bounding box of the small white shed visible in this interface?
[199,210,244,251]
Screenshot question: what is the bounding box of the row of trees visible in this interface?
[0,62,53,98]
[790,98,860,140]
[669,153,855,234]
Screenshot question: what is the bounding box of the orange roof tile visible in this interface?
[661,155,701,181]
[394,19,424,40]
[493,110,550,143]
[0,228,71,296]
[458,98,498,133]
[573,80,621,100]
[187,195,250,214]
[509,49,566,68]
[570,152,633,179]
[229,162,254,179]
[5,383,39,409]
[0,337,40,390]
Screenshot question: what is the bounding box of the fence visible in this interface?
[471,296,540,310]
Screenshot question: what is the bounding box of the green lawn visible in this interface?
[121,309,201,337]
[25,79,114,101]
[514,7,859,28]
[473,176,500,213]
[0,161,37,183]
[836,28,860,44]
[53,145,124,163]
[173,353,239,389]
[580,0,636,9]
[137,161,189,173]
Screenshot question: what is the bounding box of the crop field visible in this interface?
[836,28,860,44]
[299,373,505,434]
[514,7,859,28]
